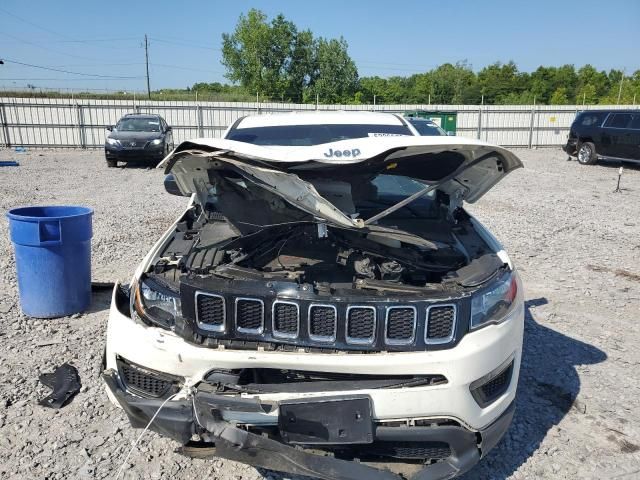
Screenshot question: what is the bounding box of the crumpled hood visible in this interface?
[159,136,522,228]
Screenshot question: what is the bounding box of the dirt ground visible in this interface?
[0,148,639,480]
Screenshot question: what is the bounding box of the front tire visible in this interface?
[577,142,597,165]
[107,159,118,168]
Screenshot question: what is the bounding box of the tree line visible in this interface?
[198,9,639,106]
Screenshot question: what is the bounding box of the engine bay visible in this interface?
[149,201,500,296]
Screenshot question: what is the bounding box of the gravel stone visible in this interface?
[0,148,639,479]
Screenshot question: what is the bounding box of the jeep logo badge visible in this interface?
[324,148,361,159]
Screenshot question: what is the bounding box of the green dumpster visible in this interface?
[405,111,457,135]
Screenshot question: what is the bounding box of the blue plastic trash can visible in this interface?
[6,206,93,318]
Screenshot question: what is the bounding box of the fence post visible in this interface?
[528,106,535,149]
[476,106,482,139]
[76,103,86,149]
[0,101,10,147]
[197,105,204,137]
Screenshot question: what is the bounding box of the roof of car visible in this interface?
[234,111,406,129]
[578,109,640,114]
[123,113,161,118]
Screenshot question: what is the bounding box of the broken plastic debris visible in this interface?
[39,363,81,409]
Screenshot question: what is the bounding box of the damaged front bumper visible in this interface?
[103,370,514,480]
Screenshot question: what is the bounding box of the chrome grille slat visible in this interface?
[308,304,337,342]
[425,304,456,344]
[385,306,417,345]
[272,301,300,339]
[235,298,264,334]
[346,306,376,345]
[195,292,226,332]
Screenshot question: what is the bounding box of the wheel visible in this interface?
[106,158,117,168]
[577,142,597,165]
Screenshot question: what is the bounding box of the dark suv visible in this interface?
[105,114,174,167]
[564,110,640,165]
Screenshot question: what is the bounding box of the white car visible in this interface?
[103,111,524,479]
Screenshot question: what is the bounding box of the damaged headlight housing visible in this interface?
[133,277,181,329]
[470,270,519,329]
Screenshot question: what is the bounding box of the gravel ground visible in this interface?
[0,148,639,480]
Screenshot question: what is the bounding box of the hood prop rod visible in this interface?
[363,152,497,225]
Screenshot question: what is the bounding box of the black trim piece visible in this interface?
[179,275,472,353]
[103,370,194,444]
[469,355,515,408]
[116,357,183,399]
[114,283,132,318]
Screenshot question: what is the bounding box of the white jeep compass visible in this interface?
[103,111,524,479]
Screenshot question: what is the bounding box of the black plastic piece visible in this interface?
[39,363,81,409]
[469,357,514,408]
[279,396,373,445]
[103,370,194,444]
[178,275,470,353]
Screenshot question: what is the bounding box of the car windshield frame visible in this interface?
[225,123,413,146]
[116,117,161,132]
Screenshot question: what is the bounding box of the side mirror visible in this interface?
[166,126,172,132]
[106,125,114,132]
[164,174,186,196]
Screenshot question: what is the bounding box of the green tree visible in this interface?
[309,37,358,103]
[222,9,303,100]
[575,84,597,104]
[477,61,522,104]
[550,87,569,105]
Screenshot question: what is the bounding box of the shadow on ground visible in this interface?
[117,161,161,170]
[249,298,607,480]
[461,298,607,479]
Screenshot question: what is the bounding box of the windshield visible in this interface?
[407,119,446,136]
[210,172,438,222]
[358,175,438,219]
[116,117,160,132]
[226,123,413,146]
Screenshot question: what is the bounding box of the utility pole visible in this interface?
[617,70,625,105]
[144,34,151,99]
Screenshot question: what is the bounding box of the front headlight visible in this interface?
[106,137,121,146]
[133,277,181,329]
[470,271,519,329]
[150,138,163,146]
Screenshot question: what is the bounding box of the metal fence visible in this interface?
[0,97,637,149]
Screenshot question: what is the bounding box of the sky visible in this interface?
[1,0,638,93]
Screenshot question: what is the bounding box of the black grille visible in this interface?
[117,360,174,398]
[236,299,264,332]
[471,361,514,407]
[196,294,225,328]
[347,308,375,342]
[365,441,451,460]
[386,308,416,342]
[480,367,511,399]
[426,306,455,341]
[273,302,299,336]
[309,306,337,340]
